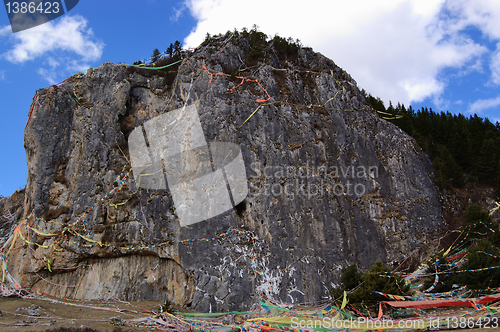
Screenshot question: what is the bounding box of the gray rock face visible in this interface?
[9,34,444,312]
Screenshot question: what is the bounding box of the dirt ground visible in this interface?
[0,297,165,332]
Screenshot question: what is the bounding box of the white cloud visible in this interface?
[444,0,500,40]
[47,57,59,68]
[442,0,500,86]
[1,15,103,83]
[171,4,187,22]
[0,71,4,80]
[0,25,10,36]
[468,95,500,114]
[457,58,483,76]
[403,78,444,102]
[37,68,57,85]
[66,59,92,73]
[182,0,500,106]
[3,15,103,64]
[35,57,61,84]
[491,43,500,85]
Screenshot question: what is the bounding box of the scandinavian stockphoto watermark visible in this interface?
[4,0,79,33]
[249,161,379,198]
[291,317,430,330]
[128,104,248,227]
[291,316,499,330]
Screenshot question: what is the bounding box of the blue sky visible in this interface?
[1,0,500,196]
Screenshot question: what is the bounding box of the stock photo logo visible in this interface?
[128,104,248,226]
[4,0,79,33]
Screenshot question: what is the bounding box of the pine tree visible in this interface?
[340,264,361,291]
[449,125,471,171]
[201,33,211,46]
[441,146,464,188]
[173,40,182,58]
[151,48,160,62]
[477,138,497,183]
[433,155,447,189]
[166,43,174,57]
[458,238,500,290]
[349,261,410,306]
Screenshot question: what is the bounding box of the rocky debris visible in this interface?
[27,309,41,317]
[13,320,31,326]
[6,33,445,312]
[440,185,497,227]
[10,304,49,326]
[15,304,47,317]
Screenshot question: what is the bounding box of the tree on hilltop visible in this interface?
[173,40,182,58]
[166,43,174,57]
[152,48,160,62]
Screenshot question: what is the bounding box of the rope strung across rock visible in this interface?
[0,163,279,303]
[375,219,498,280]
[16,45,500,329]
[202,59,271,103]
[122,59,183,70]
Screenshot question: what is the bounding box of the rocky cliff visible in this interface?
[4,32,444,312]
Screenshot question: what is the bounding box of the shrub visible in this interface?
[245,25,268,65]
[458,238,500,291]
[331,261,410,307]
[271,35,299,60]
